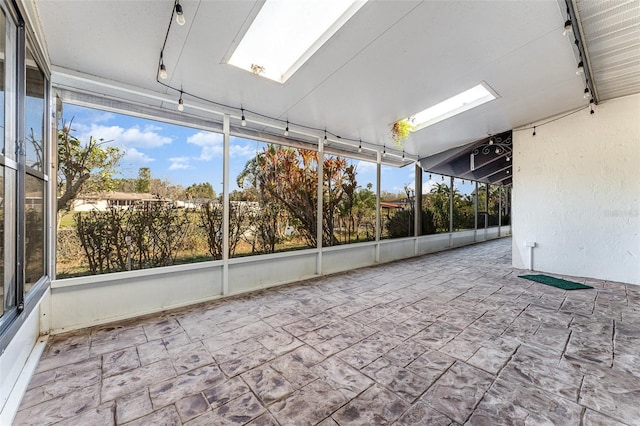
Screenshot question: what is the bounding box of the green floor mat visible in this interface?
[518,274,593,290]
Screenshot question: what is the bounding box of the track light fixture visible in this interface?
[175,1,185,26]
[563,2,598,106]
[284,121,289,137]
[241,108,246,126]
[178,91,184,111]
[324,130,328,144]
[402,150,405,159]
[358,139,362,153]
[382,146,386,157]
[532,126,536,136]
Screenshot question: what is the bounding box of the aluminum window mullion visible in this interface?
[15,18,25,312]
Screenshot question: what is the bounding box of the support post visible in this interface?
[498,185,502,236]
[485,183,489,240]
[317,138,324,274]
[449,176,454,247]
[474,181,478,242]
[414,164,422,255]
[375,150,381,263]
[222,114,230,295]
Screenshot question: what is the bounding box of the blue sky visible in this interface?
[64,103,475,196]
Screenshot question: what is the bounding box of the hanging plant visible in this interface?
[391,119,415,147]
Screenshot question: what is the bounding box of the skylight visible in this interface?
[227,0,367,83]
[409,83,498,130]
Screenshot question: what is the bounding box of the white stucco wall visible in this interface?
[512,94,640,285]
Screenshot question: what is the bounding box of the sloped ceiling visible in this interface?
[31,0,632,162]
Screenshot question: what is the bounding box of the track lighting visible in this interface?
[532,126,536,136]
[583,87,590,99]
[284,121,289,137]
[563,19,572,36]
[241,108,246,126]
[402,150,405,159]
[178,92,184,111]
[382,146,386,157]
[358,140,362,153]
[159,63,168,80]
[576,61,584,75]
[175,2,185,26]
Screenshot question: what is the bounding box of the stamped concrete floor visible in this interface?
[15,238,640,425]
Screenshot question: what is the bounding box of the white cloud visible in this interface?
[230,144,255,159]
[392,185,411,194]
[187,131,223,160]
[169,156,193,170]
[94,111,116,123]
[65,111,115,134]
[187,131,254,161]
[356,160,377,173]
[123,148,154,164]
[422,179,437,193]
[77,124,172,148]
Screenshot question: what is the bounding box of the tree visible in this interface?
[323,157,351,245]
[112,177,136,193]
[352,183,376,241]
[424,182,451,232]
[251,145,320,246]
[185,182,216,200]
[57,118,123,212]
[135,167,151,193]
[241,145,364,247]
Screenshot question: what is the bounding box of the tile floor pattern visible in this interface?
[14,238,640,425]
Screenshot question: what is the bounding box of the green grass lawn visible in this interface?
[58,212,76,229]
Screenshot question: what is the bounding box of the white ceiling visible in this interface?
[33,0,600,160]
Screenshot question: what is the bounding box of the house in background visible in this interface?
[71,192,172,212]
